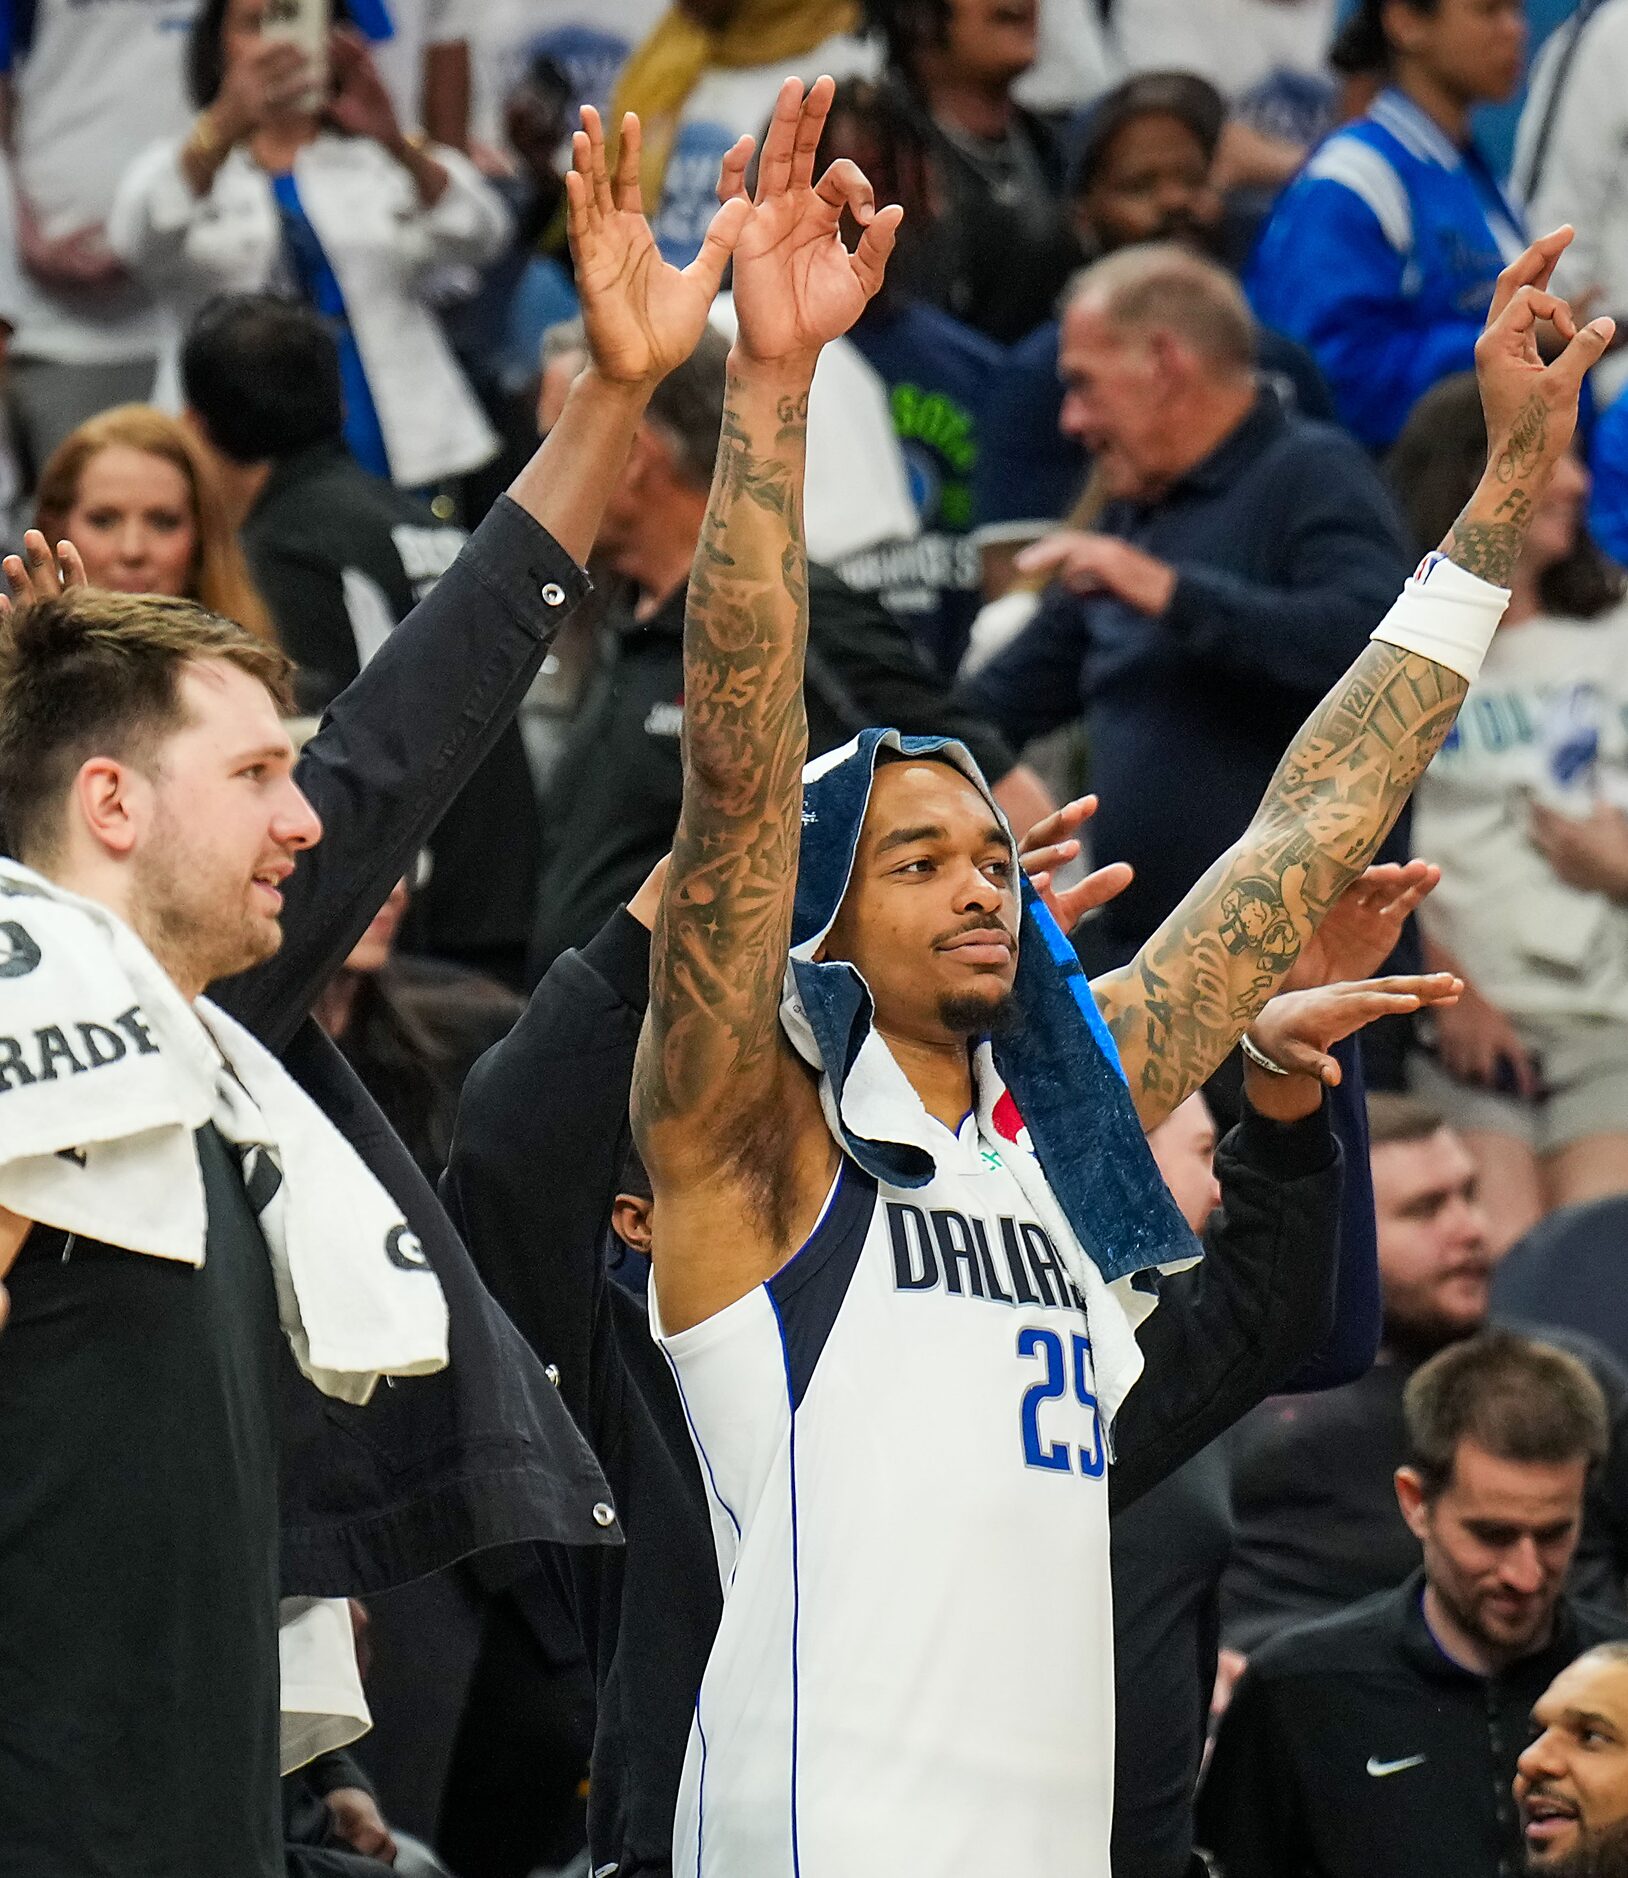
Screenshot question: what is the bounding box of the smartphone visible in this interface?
[260,0,330,109]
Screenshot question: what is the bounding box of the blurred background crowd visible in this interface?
[13,0,1628,1874]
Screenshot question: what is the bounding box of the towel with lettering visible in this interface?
[0,860,447,1404]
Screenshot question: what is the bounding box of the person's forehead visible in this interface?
[77,445,189,501]
[856,760,1003,847]
[1374,1128,1474,1202]
[1541,1656,1628,1732]
[1445,1437,1586,1517]
[1094,111,1207,182]
[173,658,286,745]
[1060,293,1123,357]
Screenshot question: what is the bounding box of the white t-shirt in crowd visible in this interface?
[1414,606,1628,1023]
[1111,0,1336,102]
[470,0,666,145]
[3,0,199,364]
[367,0,479,134]
[649,35,880,267]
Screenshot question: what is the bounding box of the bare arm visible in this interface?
[1094,230,1614,1128]
[631,77,900,1332]
[420,39,471,152]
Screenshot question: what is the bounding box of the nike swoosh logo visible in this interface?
[1366,1754,1428,1778]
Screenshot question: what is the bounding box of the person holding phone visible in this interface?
[107,0,509,492]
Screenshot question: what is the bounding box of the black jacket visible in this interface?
[1198,1571,1628,1878]
[1220,1324,1628,1654]
[244,441,541,965]
[445,907,1346,1877]
[528,563,1016,972]
[215,494,617,1593]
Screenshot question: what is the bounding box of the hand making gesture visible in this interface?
[0,531,88,620]
[719,75,902,371]
[564,106,750,388]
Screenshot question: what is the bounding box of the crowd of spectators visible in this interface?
[8,1,1628,1876]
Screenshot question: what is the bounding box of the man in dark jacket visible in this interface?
[0,114,744,1878]
[1222,1096,1628,1654]
[1199,1332,1628,1878]
[444,842,1419,1878]
[528,320,1043,973]
[181,294,539,989]
[957,242,1412,974]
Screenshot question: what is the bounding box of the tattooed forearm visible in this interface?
[1098,640,1469,1124]
[634,367,812,1139]
[1096,389,1566,1125]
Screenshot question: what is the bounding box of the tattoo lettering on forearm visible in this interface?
[1494,393,1547,485]
[635,382,811,1187]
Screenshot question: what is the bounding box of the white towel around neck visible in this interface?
[0,861,448,1403]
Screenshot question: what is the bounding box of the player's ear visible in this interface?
[612,1194,653,1255]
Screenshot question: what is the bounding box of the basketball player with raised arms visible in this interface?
[627,73,1613,1875]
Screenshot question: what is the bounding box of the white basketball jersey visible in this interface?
[653,1115,1117,1876]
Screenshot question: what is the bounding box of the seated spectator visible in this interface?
[1391,372,1628,1250]
[1519,1641,1628,1876]
[311,871,522,1184]
[0,0,198,474]
[108,3,509,492]
[613,0,876,268]
[1222,1096,1628,1655]
[862,0,1083,341]
[1199,1332,1627,1878]
[957,244,1410,973]
[1248,0,1527,451]
[181,293,541,987]
[33,402,275,642]
[1514,0,1628,409]
[969,70,1335,597]
[527,319,1042,972]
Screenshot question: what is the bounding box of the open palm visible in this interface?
[725,77,902,368]
[564,107,749,387]
[1284,861,1440,993]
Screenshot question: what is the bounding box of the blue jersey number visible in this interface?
[1017,1327,1105,1478]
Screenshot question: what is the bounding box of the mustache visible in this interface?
[934,915,1017,948]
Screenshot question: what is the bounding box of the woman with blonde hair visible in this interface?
[33,404,277,644]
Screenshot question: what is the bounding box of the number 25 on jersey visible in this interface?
[1018,1327,1106,1478]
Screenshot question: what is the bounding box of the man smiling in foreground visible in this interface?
[1520,1643,1628,1876]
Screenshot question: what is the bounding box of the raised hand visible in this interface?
[1476,228,1615,475]
[1248,971,1462,1089]
[1019,796,1134,933]
[0,531,88,618]
[1283,859,1440,994]
[722,76,902,371]
[564,107,750,388]
[327,28,404,148]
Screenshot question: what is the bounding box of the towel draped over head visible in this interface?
[779,729,1202,1428]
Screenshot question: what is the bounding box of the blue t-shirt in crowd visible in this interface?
[842,300,1003,673]
[971,315,1335,541]
[1591,394,1628,567]
[271,171,391,482]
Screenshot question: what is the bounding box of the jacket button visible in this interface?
[544,1364,560,1386]
[542,582,566,607]
[592,1502,617,1528]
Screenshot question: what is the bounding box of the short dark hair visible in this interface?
[1367,1091,1449,1150]
[0,591,293,863]
[1404,1330,1610,1501]
[187,0,354,109]
[1331,0,1443,77]
[182,295,345,465]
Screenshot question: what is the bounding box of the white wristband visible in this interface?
[1368,551,1512,685]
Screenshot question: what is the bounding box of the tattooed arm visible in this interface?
[1093,229,1615,1129]
[631,78,901,1333]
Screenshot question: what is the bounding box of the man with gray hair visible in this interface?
[527,318,1042,973]
[958,241,1413,980]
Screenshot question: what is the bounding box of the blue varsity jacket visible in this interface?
[1246,87,1526,451]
